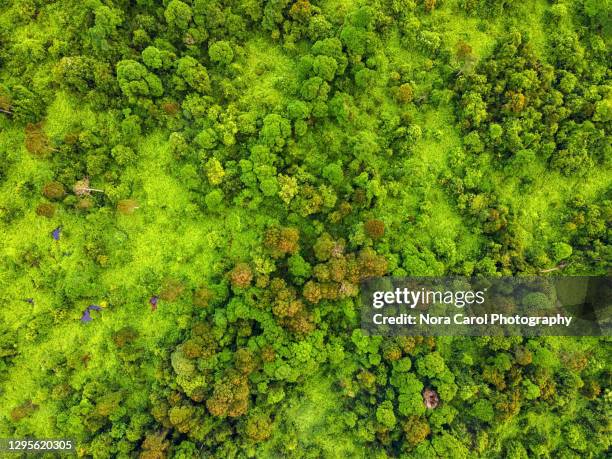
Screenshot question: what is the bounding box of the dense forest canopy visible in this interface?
[0,0,610,458]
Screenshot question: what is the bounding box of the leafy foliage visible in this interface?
[0,0,609,458]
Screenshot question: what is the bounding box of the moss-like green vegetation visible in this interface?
[0,0,610,457]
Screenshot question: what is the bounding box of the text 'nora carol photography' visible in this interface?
[360,276,611,336]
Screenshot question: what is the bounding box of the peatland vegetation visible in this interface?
[0,0,610,457]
